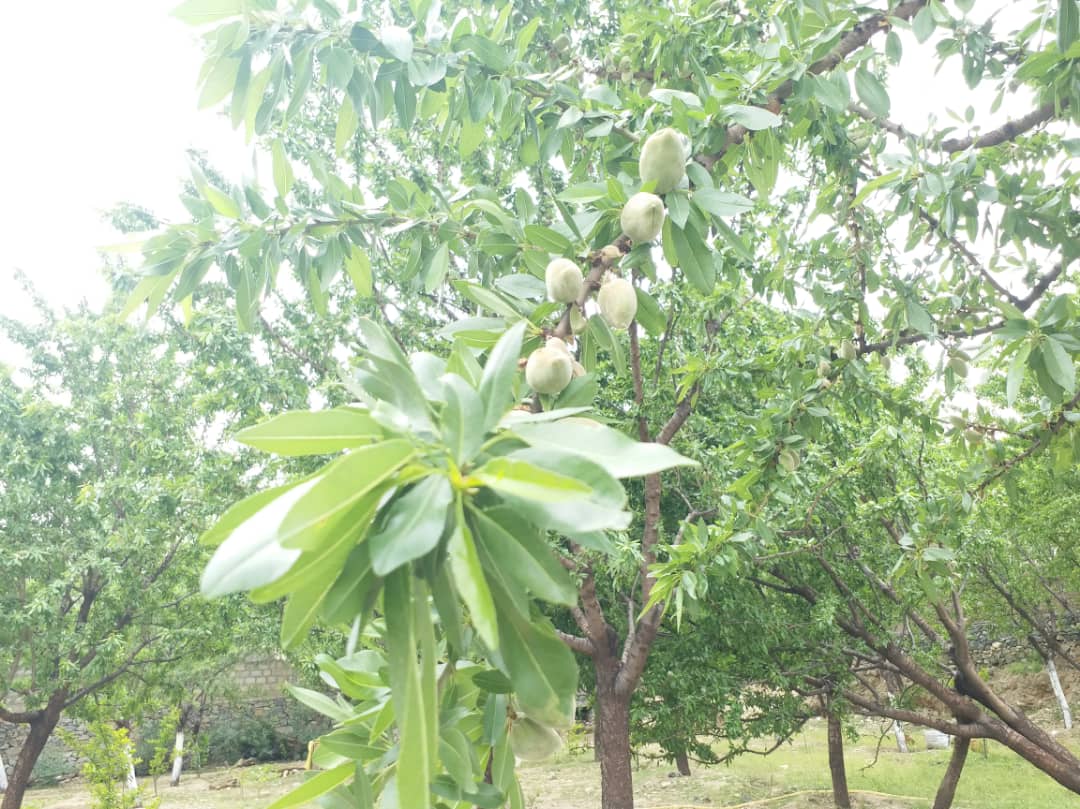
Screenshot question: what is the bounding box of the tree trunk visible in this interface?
[1,698,64,809]
[891,719,908,753]
[826,711,851,809]
[169,730,185,786]
[596,686,634,809]
[673,748,691,776]
[0,751,7,793]
[932,736,970,809]
[1045,656,1073,730]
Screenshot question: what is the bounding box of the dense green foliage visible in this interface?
[109,0,1080,806]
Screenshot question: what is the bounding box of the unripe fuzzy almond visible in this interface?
[779,449,800,473]
[525,346,573,394]
[569,304,588,335]
[620,192,665,243]
[509,717,563,762]
[964,428,983,445]
[546,336,571,357]
[879,354,892,372]
[597,274,637,330]
[545,258,584,304]
[599,244,622,263]
[639,128,688,194]
[838,340,857,361]
[817,359,832,377]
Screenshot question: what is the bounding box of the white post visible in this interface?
[169,730,184,786]
[1046,656,1073,730]
[0,751,9,792]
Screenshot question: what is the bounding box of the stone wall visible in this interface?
[0,655,326,785]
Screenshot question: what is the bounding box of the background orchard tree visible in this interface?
[137,0,1078,806]
[0,289,316,809]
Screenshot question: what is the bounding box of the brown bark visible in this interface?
[826,709,851,809]
[595,682,634,809]
[932,736,970,809]
[674,748,691,777]
[1,693,65,809]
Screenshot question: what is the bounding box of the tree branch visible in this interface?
[698,0,928,169]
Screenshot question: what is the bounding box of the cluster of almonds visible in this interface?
[524,128,689,397]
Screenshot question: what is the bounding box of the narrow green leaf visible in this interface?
[271,138,294,198]
[473,457,592,502]
[266,763,354,809]
[512,417,697,478]
[1006,341,1032,406]
[275,440,415,550]
[448,502,498,648]
[284,685,353,723]
[478,320,526,432]
[1059,0,1079,52]
[235,408,382,455]
[469,506,577,605]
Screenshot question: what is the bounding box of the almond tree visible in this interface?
[140,0,1076,806]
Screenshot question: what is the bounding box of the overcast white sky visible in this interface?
[0,1,248,317]
[0,1,1037,321]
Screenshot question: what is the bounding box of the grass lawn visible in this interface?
[20,720,1080,809]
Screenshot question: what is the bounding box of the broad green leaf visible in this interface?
[345,246,373,298]
[478,320,526,432]
[693,188,754,217]
[855,67,890,117]
[266,762,354,809]
[473,457,592,502]
[469,506,577,605]
[235,408,382,455]
[425,242,451,292]
[523,225,573,254]
[913,6,935,42]
[380,25,414,61]
[367,475,453,575]
[670,222,714,294]
[512,417,698,478]
[203,184,241,219]
[724,104,781,130]
[905,298,934,334]
[1042,337,1076,393]
[173,0,243,26]
[453,281,521,318]
[457,35,512,71]
[633,288,666,337]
